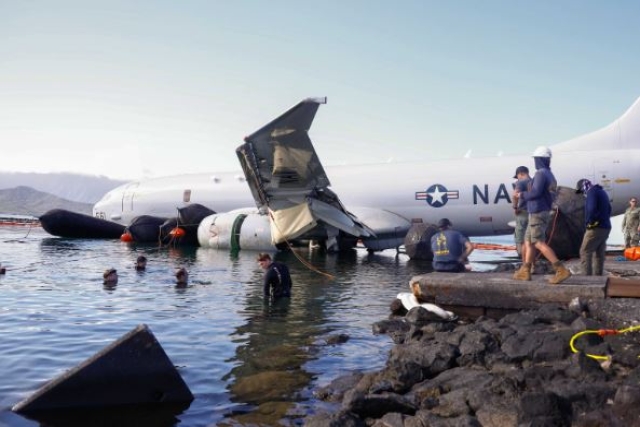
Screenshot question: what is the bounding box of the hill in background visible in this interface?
[0,186,94,217]
[0,172,126,204]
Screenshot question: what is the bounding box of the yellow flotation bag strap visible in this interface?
[569,325,640,361]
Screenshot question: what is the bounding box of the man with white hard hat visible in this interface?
[512,146,571,284]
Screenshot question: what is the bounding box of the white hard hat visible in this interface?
[532,146,552,158]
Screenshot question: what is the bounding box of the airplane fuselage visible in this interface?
[91,95,640,250]
[93,149,639,239]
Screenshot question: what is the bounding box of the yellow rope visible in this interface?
[569,325,640,361]
[269,210,335,280]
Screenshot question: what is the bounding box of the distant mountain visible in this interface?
[0,172,127,204]
[0,186,93,217]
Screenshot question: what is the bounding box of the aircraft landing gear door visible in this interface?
[122,182,140,215]
[594,159,613,201]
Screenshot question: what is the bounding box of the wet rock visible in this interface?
[420,321,458,336]
[325,333,349,345]
[370,412,406,427]
[342,390,416,419]
[389,298,405,314]
[429,388,471,418]
[312,302,640,425]
[314,372,364,403]
[372,319,409,336]
[303,410,366,427]
[404,411,481,427]
[406,306,447,325]
[374,359,424,394]
[388,342,459,381]
[230,370,310,404]
[229,400,295,426]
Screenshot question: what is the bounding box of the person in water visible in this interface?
[257,253,292,298]
[175,267,189,287]
[135,255,147,271]
[103,268,118,286]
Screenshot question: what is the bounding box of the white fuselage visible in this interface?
[93,95,640,242]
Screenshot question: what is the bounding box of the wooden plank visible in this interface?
[410,272,606,311]
[606,277,640,298]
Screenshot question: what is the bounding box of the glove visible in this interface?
[587,221,599,230]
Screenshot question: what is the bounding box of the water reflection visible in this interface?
[20,403,190,427]
[221,251,333,425]
[1,226,460,427]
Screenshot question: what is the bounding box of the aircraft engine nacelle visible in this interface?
[348,207,413,251]
[197,211,276,251]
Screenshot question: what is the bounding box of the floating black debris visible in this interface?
[13,324,193,418]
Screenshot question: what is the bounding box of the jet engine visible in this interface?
[197,210,277,251]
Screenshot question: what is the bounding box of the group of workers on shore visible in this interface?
[432,145,637,284]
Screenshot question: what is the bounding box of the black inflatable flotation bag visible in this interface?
[40,209,125,239]
[126,215,168,243]
[160,204,215,246]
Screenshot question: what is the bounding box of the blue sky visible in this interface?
[1,1,640,180]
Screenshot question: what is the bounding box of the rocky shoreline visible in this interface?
[304,297,640,427]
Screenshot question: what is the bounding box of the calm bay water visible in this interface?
[0,225,515,427]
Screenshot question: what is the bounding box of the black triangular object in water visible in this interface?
[12,324,193,415]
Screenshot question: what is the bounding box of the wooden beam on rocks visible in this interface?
[410,272,606,312]
[606,277,640,298]
[12,324,193,416]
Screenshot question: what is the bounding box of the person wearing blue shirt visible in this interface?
[575,179,612,276]
[512,165,532,262]
[430,218,474,272]
[513,146,571,284]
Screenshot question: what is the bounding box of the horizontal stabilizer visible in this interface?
[237,97,377,245]
[237,97,330,208]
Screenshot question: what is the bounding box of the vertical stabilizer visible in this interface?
[553,96,640,152]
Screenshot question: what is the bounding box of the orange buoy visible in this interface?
[120,232,133,242]
[169,227,186,238]
[624,246,640,261]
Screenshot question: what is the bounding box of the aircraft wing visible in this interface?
[236,97,375,244]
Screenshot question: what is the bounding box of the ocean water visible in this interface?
[0,225,515,426]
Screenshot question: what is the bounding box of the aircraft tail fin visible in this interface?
[553,96,640,152]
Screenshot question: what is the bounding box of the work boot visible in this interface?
[513,263,532,281]
[549,261,571,285]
